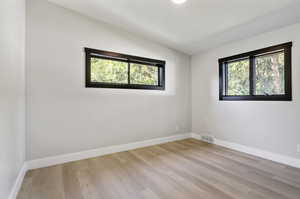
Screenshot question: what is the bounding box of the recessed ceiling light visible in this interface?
[171,0,187,4]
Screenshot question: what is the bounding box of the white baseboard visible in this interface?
[27,132,300,170]
[191,133,300,169]
[9,133,190,198]
[8,163,28,199]
[27,133,192,170]
[10,132,300,199]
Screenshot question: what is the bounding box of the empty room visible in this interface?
[2,0,300,198]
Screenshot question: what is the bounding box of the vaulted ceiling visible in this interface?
[47,0,300,55]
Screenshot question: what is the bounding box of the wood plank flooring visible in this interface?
[17,139,300,199]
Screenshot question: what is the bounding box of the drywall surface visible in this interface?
[192,23,300,159]
[0,0,26,198]
[26,0,191,160]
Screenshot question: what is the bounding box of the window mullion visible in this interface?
[158,67,161,86]
[127,60,130,85]
[249,56,255,96]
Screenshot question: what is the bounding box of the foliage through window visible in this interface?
[219,42,292,101]
[130,63,159,85]
[255,52,285,95]
[227,59,250,96]
[91,58,128,84]
[85,48,165,90]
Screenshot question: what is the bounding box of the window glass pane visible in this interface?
[130,63,158,85]
[91,57,128,84]
[255,52,284,95]
[227,60,250,95]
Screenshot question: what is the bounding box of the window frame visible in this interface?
[219,42,292,101]
[85,48,166,90]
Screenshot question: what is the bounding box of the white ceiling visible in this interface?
[47,0,300,55]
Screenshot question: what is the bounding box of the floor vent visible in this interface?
[201,135,214,144]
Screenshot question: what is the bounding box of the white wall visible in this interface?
[192,23,300,159]
[26,0,191,160]
[0,0,26,198]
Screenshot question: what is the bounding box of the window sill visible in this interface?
[219,95,292,101]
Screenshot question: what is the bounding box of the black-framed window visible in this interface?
[219,42,292,101]
[85,48,165,90]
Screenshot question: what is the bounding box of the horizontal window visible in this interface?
[85,48,165,90]
[219,42,292,101]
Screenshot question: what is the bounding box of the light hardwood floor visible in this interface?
[17,139,300,199]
